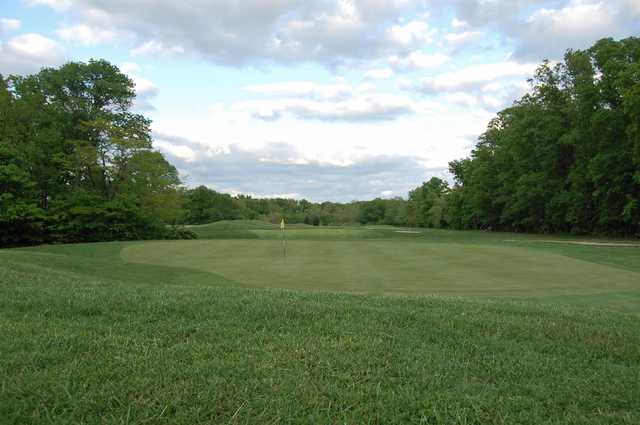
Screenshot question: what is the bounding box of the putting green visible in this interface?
[122,239,640,298]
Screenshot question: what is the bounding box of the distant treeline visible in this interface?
[179,178,448,229]
[1,37,638,246]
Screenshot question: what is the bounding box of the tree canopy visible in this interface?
[446,37,640,236]
[0,60,191,245]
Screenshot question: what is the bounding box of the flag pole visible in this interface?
[280,217,286,259]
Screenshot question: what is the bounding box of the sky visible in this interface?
[1,0,639,202]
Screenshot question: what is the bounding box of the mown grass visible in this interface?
[1,221,640,424]
[120,239,640,310]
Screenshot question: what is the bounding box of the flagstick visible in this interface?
[282,228,286,259]
[281,218,286,259]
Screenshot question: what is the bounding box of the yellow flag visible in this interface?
[280,218,285,230]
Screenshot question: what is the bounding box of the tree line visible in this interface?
[1,37,638,246]
[178,177,449,229]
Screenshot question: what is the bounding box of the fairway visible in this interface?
[123,239,640,300]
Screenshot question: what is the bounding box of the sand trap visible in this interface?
[395,230,422,234]
[504,239,640,247]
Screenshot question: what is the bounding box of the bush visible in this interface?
[163,226,198,240]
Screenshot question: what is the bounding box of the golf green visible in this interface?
[122,239,640,299]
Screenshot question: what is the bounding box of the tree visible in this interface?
[407,177,449,228]
[0,61,193,245]
[446,37,640,236]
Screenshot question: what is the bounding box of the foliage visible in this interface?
[447,37,640,236]
[0,60,191,246]
[406,177,449,228]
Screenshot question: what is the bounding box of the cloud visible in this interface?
[388,51,449,71]
[243,81,353,100]
[0,33,65,75]
[450,0,640,61]
[24,0,640,68]
[444,31,483,47]
[23,0,72,10]
[451,17,468,29]
[238,80,415,122]
[385,20,435,47]
[152,134,446,201]
[514,0,633,60]
[55,24,123,45]
[27,0,434,67]
[130,40,185,57]
[154,139,196,162]
[119,61,158,111]
[0,18,21,34]
[412,61,536,93]
[235,93,415,123]
[442,83,528,112]
[363,68,394,80]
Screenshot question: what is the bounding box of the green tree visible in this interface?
[446,37,640,236]
[1,61,193,245]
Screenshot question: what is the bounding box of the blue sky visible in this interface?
[1,0,639,201]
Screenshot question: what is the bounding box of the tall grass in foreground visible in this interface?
[1,256,639,424]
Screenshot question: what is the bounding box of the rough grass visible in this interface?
[1,222,640,424]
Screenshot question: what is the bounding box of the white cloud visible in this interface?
[131,40,185,57]
[444,31,483,46]
[443,92,479,108]
[154,140,196,162]
[152,91,489,171]
[239,80,419,123]
[152,136,447,202]
[413,62,536,93]
[23,0,72,10]
[451,17,468,29]
[23,0,640,68]
[235,94,415,123]
[0,18,21,34]
[56,24,122,45]
[0,33,65,75]
[389,51,449,71]
[119,61,158,111]
[623,0,640,14]
[243,81,352,100]
[120,61,140,75]
[385,20,434,47]
[132,76,158,98]
[364,68,394,80]
[449,0,639,61]
[515,0,627,59]
[25,0,432,67]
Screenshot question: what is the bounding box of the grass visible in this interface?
[1,222,640,424]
